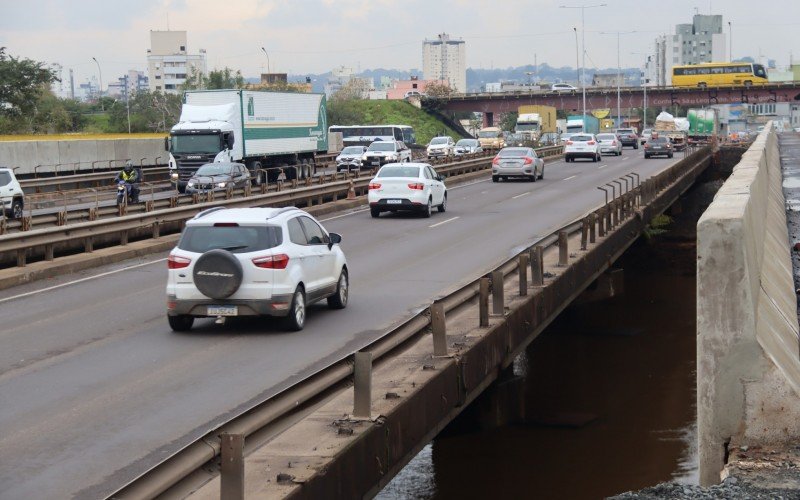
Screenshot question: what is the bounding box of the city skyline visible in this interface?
[2,0,799,88]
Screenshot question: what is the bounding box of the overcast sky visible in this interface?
[2,0,799,85]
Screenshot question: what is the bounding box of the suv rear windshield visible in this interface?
[616,129,635,134]
[178,225,282,253]
[650,137,669,144]
[377,166,420,178]
[570,135,593,142]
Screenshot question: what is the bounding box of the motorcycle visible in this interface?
[116,180,135,206]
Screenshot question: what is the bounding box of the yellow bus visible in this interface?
[672,62,768,88]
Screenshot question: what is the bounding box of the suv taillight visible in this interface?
[368,182,381,190]
[252,254,289,269]
[566,140,573,145]
[587,140,596,145]
[408,183,425,190]
[168,254,191,269]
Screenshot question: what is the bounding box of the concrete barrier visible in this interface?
[0,138,165,175]
[697,122,800,485]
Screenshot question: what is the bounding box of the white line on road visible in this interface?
[0,258,167,305]
[598,165,608,169]
[512,192,530,199]
[429,216,459,228]
[563,175,577,181]
[320,208,370,221]
[623,157,630,160]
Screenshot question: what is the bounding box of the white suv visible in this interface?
[362,140,412,168]
[0,167,24,219]
[564,133,601,162]
[166,207,348,332]
[426,136,455,158]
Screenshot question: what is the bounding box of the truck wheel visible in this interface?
[250,161,263,186]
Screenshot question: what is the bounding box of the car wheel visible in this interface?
[250,161,263,186]
[531,172,537,182]
[284,286,306,331]
[592,154,598,163]
[370,207,380,218]
[422,198,432,218]
[492,175,499,183]
[539,168,544,180]
[327,270,349,309]
[11,199,23,219]
[645,154,650,159]
[668,153,674,158]
[168,314,194,332]
[634,144,639,150]
[438,193,447,212]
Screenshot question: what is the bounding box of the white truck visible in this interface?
[166,89,328,192]
[515,113,542,141]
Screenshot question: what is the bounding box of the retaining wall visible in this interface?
[697,122,800,485]
[0,138,166,175]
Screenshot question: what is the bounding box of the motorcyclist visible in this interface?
[116,161,140,203]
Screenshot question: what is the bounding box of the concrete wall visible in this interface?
[0,138,166,176]
[697,122,800,486]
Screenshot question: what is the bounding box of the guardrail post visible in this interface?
[590,213,597,243]
[611,201,618,228]
[121,230,128,246]
[531,246,544,286]
[84,237,94,253]
[479,277,490,327]
[88,207,97,221]
[191,193,200,204]
[17,249,26,267]
[244,184,251,197]
[431,303,448,356]
[56,211,67,226]
[220,433,244,500]
[558,231,568,266]
[261,182,268,194]
[45,244,54,261]
[353,351,372,419]
[169,195,178,208]
[580,218,588,250]
[518,253,528,296]
[0,218,6,235]
[491,270,505,316]
[225,186,234,200]
[21,216,31,232]
[152,222,160,239]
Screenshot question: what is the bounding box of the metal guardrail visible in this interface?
[108,146,709,499]
[0,150,516,266]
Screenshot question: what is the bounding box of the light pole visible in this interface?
[632,51,650,129]
[601,31,635,128]
[260,47,270,75]
[561,3,607,132]
[728,21,733,61]
[92,57,103,111]
[124,75,131,133]
[573,28,580,84]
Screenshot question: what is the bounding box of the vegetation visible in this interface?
[326,99,464,145]
[643,214,673,241]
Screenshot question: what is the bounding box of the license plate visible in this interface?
[387,199,402,204]
[208,306,238,316]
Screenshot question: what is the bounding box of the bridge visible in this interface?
[1,128,799,498]
[438,83,800,127]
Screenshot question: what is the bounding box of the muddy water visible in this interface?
[378,178,722,500]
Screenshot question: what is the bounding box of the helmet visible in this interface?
[124,161,133,171]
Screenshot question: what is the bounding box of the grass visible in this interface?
[333,100,464,145]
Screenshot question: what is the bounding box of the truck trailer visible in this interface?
[166,89,328,192]
[687,108,719,145]
[566,114,600,135]
[515,105,557,141]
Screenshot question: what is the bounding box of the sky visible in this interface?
[2,0,799,85]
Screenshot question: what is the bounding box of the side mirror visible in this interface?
[328,232,342,249]
[164,137,170,151]
[226,135,235,150]
[437,175,445,182]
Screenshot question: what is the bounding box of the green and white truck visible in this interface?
[166,89,328,192]
[687,108,719,145]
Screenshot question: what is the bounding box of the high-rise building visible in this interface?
[146,31,206,94]
[108,70,149,100]
[422,33,466,93]
[657,15,726,85]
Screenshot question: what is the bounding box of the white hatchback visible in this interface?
[596,133,623,156]
[564,133,601,162]
[367,163,447,218]
[166,207,348,332]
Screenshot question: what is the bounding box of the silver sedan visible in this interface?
[491,147,545,182]
[596,133,623,156]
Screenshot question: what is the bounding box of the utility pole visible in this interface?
[92,57,104,111]
[561,3,607,132]
[601,31,635,128]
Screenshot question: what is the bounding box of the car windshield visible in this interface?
[596,134,616,141]
[456,139,476,146]
[195,164,233,176]
[368,142,396,152]
[570,135,593,142]
[170,134,221,154]
[650,137,669,144]
[178,225,282,254]
[498,148,531,158]
[341,146,363,154]
[377,166,420,178]
[616,129,634,134]
[478,130,500,138]
[430,137,449,145]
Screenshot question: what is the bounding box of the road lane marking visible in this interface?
[0,258,167,305]
[563,175,577,181]
[429,216,459,228]
[320,208,370,221]
[598,165,607,169]
[512,192,530,199]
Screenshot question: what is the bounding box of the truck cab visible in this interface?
[166,125,236,193]
[515,113,542,141]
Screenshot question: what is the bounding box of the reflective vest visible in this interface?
[121,170,136,181]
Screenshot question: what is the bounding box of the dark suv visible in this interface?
[644,136,674,158]
[614,128,639,149]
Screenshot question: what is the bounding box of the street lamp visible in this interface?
[124,75,131,134]
[260,47,270,75]
[573,28,580,84]
[631,51,650,129]
[728,21,733,61]
[561,3,607,132]
[92,57,103,111]
[601,31,636,128]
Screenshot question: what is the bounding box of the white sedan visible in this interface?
[368,163,447,218]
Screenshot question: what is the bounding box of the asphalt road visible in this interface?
[0,150,685,499]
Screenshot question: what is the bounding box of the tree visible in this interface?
[331,78,370,101]
[182,67,246,91]
[107,90,182,133]
[499,111,518,132]
[0,47,58,118]
[423,81,453,99]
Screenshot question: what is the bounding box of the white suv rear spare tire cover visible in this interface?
[193,249,244,299]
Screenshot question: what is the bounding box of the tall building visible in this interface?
[146,31,206,94]
[108,70,149,100]
[422,33,466,93]
[659,15,726,85]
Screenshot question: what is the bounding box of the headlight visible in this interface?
[171,172,179,179]
[187,182,195,187]
[217,182,227,188]
[362,154,368,160]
